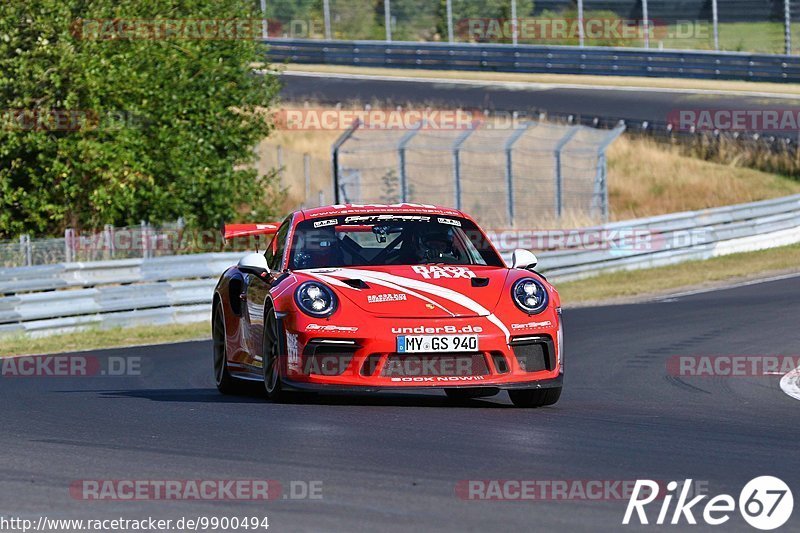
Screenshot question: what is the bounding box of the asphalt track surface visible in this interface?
[279,72,800,134]
[2,275,799,532]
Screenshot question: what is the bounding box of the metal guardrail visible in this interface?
[267,39,800,83]
[0,253,240,294]
[0,253,240,337]
[2,193,800,338]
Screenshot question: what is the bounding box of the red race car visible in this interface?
[213,204,563,407]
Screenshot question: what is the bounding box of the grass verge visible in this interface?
[558,242,800,305]
[279,64,800,97]
[0,321,210,358]
[607,137,800,220]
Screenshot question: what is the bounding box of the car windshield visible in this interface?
[289,215,504,270]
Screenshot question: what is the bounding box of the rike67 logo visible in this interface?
[624,477,793,530]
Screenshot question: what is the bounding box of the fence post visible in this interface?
[397,121,425,203]
[319,190,325,207]
[712,0,719,51]
[594,154,609,222]
[331,119,362,204]
[641,0,649,49]
[141,221,149,259]
[104,224,114,259]
[20,235,32,267]
[446,0,454,43]
[503,123,531,227]
[64,228,74,263]
[577,0,585,47]
[511,0,518,46]
[259,0,268,39]
[303,153,311,208]
[594,123,627,222]
[553,128,580,219]
[323,0,332,39]
[452,126,478,210]
[786,0,792,55]
[384,0,392,42]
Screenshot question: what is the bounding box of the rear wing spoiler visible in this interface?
[223,223,280,242]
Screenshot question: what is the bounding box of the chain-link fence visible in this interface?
[262,0,800,55]
[255,140,332,209]
[0,222,191,268]
[332,121,625,228]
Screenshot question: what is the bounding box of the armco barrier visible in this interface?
[1,193,800,338]
[267,39,800,83]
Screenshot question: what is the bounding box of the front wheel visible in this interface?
[263,307,292,403]
[508,387,561,408]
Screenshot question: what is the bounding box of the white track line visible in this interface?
[281,70,800,100]
[780,368,800,401]
[655,271,800,302]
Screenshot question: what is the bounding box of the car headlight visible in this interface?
[511,278,549,314]
[295,281,337,318]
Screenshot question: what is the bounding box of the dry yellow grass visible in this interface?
[256,130,341,210]
[607,137,800,220]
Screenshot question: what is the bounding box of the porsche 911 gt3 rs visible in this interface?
[212,203,563,407]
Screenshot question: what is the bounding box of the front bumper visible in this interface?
[281,374,563,393]
[280,315,563,390]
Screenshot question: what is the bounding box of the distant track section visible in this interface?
[279,71,800,141]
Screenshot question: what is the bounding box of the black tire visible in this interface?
[263,306,292,403]
[508,387,562,408]
[445,388,498,401]
[212,301,248,395]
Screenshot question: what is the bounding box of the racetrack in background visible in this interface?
[279,71,800,138]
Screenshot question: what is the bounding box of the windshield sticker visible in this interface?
[437,217,462,227]
[313,218,338,228]
[344,214,431,224]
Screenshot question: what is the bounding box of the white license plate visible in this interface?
[397,335,479,354]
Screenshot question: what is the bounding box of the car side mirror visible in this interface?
[511,249,538,270]
[238,253,271,279]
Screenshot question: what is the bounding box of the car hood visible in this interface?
[296,265,510,318]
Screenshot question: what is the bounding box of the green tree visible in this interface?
[0,0,282,238]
